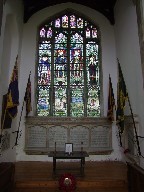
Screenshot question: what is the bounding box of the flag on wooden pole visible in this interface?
[107,75,115,121]
[1,94,12,129]
[116,60,128,134]
[24,72,32,116]
[6,55,19,118]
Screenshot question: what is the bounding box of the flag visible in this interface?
[1,94,12,129]
[107,75,115,121]
[24,73,32,116]
[6,55,19,118]
[116,61,128,134]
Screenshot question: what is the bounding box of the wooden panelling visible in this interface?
[127,162,144,192]
[0,162,15,192]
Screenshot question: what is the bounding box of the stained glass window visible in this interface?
[37,12,101,117]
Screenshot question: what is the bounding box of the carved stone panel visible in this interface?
[26,125,47,148]
[90,126,111,150]
[48,125,68,150]
[25,117,112,155]
[69,125,89,148]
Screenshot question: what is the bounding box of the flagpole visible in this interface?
[118,130,122,147]
[12,71,31,148]
[116,59,141,155]
[127,95,141,156]
[12,99,25,148]
[12,98,24,148]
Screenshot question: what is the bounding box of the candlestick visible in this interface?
[55,142,56,153]
[81,141,83,153]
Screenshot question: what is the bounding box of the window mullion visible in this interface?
[83,31,87,117]
[50,30,55,116]
[67,28,71,116]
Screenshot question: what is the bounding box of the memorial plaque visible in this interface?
[70,126,89,147]
[48,125,67,148]
[91,126,110,148]
[27,126,46,148]
[25,117,112,155]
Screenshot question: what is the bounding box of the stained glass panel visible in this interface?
[54,32,67,86]
[55,18,61,28]
[77,18,83,28]
[40,27,46,38]
[86,42,99,86]
[39,41,51,50]
[38,46,51,85]
[37,13,101,117]
[55,32,67,43]
[92,28,97,38]
[70,48,83,85]
[54,86,67,116]
[54,58,67,86]
[70,86,84,117]
[37,86,50,116]
[70,32,83,43]
[62,15,68,28]
[86,28,91,38]
[47,27,52,38]
[70,15,76,28]
[38,64,51,85]
[87,86,100,116]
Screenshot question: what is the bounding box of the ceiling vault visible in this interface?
[22,0,117,25]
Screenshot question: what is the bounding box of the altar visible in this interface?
[48,151,89,176]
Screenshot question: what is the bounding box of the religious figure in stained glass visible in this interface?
[47,27,52,38]
[88,55,97,85]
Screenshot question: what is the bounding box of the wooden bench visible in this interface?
[0,162,15,192]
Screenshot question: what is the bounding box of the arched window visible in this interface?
[37,12,101,117]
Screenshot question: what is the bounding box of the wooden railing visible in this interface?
[127,162,144,192]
